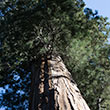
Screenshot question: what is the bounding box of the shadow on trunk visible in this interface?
[29,55,90,110]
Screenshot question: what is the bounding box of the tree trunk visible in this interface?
[29,55,90,110]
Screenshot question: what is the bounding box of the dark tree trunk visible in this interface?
[29,55,90,110]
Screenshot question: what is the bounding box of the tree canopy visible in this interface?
[0,0,110,109]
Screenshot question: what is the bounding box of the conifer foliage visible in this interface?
[0,0,110,109]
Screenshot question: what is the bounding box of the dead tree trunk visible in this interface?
[29,55,90,110]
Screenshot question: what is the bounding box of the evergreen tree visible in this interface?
[0,0,110,109]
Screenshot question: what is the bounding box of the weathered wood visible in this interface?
[29,55,90,110]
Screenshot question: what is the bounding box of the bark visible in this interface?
[29,55,90,110]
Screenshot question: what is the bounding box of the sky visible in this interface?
[84,0,110,21]
[84,0,110,43]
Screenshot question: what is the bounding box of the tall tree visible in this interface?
[0,0,110,109]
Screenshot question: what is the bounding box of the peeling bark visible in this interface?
[29,55,90,110]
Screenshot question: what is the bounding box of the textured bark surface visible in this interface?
[29,55,90,110]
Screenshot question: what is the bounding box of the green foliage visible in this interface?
[0,0,86,73]
[0,0,110,109]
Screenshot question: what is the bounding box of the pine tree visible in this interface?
[0,0,110,109]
